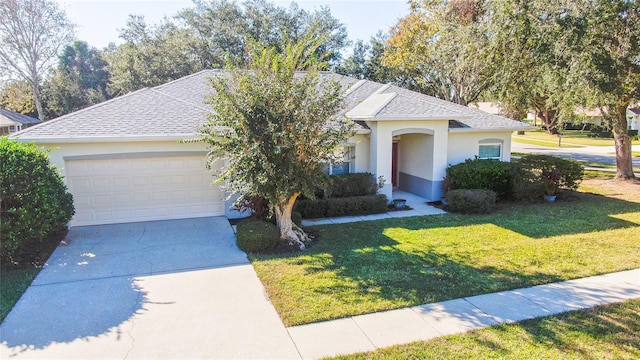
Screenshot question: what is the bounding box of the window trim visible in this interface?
[478,139,504,160]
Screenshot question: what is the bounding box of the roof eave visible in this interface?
[348,114,472,121]
[11,134,199,144]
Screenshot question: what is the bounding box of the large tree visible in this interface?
[0,0,74,120]
[383,0,493,105]
[43,40,110,118]
[560,0,639,179]
[200,38,352,249]
[487,0,638,178]
[105,15,203,96]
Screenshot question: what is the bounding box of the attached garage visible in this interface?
[65,154,224,226]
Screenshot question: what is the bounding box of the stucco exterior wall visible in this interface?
[348,134,370,173]
[446,131,513,166]
[38,140,209,179]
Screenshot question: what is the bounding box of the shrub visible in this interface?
[295,194,388,219]
[236,194,270,220]
[445,189,497,214]
[446,158,511,198]
[510,155,584,200]
[324,172,377,198]
[235,220,279,253]
[0,138,75,265]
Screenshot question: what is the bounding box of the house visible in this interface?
[11,70,532,226]
[628,108,640,131]
[0,108,41,134]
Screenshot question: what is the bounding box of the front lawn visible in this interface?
[330,299,640,360]
[250,179,640,326]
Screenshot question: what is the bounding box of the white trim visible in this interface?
[478,142,502,160]
[349,114,472,121]
[449,126,532,133]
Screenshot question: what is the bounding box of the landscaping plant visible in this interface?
[0,138,74,265]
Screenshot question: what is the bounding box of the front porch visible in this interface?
[300,190,446,227]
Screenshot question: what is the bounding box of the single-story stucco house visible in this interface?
[12,70,531,226]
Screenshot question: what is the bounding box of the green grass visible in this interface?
[609,151,640,157]
[329,299,640,360]
[0,267,39,322]
[513,130,640,147]
[251,189,640,326]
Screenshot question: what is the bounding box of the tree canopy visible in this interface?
[200,37,352,248]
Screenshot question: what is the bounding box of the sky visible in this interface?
[55,0,410,50]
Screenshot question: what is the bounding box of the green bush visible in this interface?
[0,138,75,265]
[324,172,377,198]
[236,220,279,253]
[510,155,583,200]
[446,158,511,198]
[445,189,497,214]
[295,194,388,219]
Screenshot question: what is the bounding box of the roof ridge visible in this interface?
[12,87,151,137]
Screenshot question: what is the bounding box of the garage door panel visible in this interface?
[66,155,224,226]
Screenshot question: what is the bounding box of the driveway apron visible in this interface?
[0,217,300,359]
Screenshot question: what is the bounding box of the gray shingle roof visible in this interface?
[13,70,531,141]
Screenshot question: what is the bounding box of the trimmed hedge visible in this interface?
[323,172,377,198]
[295,194,388,219]
[445,189,497,214]
[236,220,279,253]
[1,138,74,265]
[446,158,511,198]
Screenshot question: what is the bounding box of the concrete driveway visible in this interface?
[0,217,299,359]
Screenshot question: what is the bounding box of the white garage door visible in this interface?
[66,154,224,226]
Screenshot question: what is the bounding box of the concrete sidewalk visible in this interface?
[287,268,640,359]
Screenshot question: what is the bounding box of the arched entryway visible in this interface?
[391,128,439,200]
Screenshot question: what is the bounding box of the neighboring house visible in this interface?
[0,108,41,134]
[628,108,640,131]
[12,70,532,226]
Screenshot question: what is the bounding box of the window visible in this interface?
[478,144,502,160]
[325,146,355,175]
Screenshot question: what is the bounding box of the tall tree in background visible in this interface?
[43,41,110,118]
[200,37,352,249]
[337,32,397,83]
[106,0,349,95]
[561,0,639,179]
[383,0,492,105]
[0,0,74,119]
[179,0,348,69]
[105,15,203,96]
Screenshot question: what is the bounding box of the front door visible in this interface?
[391,142,398,186]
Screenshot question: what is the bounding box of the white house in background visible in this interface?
[0,108,41,134]
[12,70,532,226]
[628,108,640,131]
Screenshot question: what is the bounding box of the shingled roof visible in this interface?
[13,70,531,141]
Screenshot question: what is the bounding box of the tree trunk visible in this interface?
[611,103,635,179]
[30,78,45,121]
[274,193,309,250]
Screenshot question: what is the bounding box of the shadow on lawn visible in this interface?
[415,191,638,239]
[305,227,565,306]
[293,191,640,310]
[475,300,640,359]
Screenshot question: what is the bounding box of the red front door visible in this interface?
[391,142,398,186]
